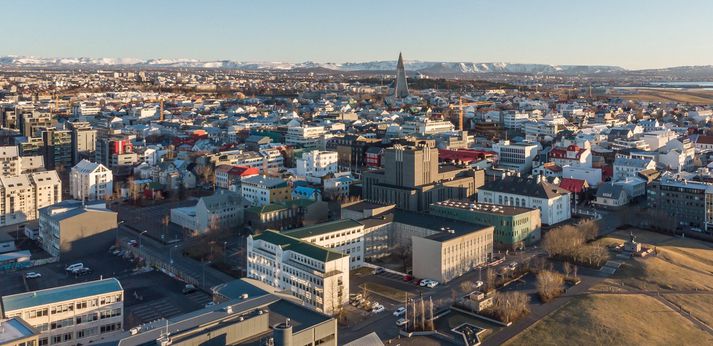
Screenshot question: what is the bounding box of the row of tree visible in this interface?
[541,220,609,267]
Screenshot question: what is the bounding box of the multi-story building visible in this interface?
[430,200,541,249]
[0,317,40,346]
[241,175,292,207]
[0,171,61,227]
[214,165,259,191]
[502,111,529,129]
[286,126,326,150]
[0,278,124,346]
[170,190,243,233]
[66,121,96,165]
[69,160,113,201]
[295,150,338,179]
[327,135,383,174]
[40,129,72,171]
[0,146,22,176]
[548,144,592,168]
[38,200,118,259]
[401,118,455,136]
[647,175,713,232]
[95,137,137,168]
[613,157,656,181]
[363,140,484,211]
[491,140,539,173]
[477,175,571,226]
[283,219,365,269]
[19,112,52,138]
[247,230,350,315]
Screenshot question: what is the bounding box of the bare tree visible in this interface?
[485,267,496,292]
[391,245,412,273]
[537,270,565,302]
[563,261,572,279]
[490,291,530,323]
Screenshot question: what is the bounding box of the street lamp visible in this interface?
[169,245,179,265]
[139,230,148,255]
[223,241,228,261]
[116,220,125,243]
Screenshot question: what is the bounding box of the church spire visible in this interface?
[395,52,409,98]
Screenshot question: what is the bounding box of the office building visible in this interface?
[477,175,571,225]
[0,279,124,346]
[295,150,338,179]
[38,200,118,259]
[363,140,484,211]
[283,219,365,269]
[431,200,541,249]
[491,140,539,173]
[647,175,713,232]
[247,230,349,315]
[0,317,39,346]
[285,126,326,150]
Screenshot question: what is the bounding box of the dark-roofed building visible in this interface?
[593,182,629,208]
[477,175,571,225]
[103,279,337,346]
[247,231,349,315]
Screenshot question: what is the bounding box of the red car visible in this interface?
[403,275,413,281]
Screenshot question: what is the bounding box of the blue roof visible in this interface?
[1,278,122,313]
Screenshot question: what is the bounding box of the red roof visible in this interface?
[549,145,586,160]
[559,178,588,193]
[438,149,496,164]
[229,166,259,177]
[697,135,713,145]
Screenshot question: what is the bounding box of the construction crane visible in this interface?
[448,98,495,131]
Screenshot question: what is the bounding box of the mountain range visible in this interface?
[1,55,712,76]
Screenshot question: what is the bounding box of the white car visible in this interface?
[419,279,431,287]
[475,280,484,289]
[372,304,385,313]
[393,307,406,317]
[508,262,518,270]
[65,263,84,272]
[426,281,439,288]
[396,318,408,326]
[25,272,42,279]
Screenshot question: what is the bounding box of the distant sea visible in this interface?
[648,81,713,88]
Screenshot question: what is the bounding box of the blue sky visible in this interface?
[1,0,711,69]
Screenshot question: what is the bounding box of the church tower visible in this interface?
[394,52,409,98]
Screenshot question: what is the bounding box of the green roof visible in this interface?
[254,231,346,262]
[246,203,287,214]
[1,278,122,313]
[283,219,362,239]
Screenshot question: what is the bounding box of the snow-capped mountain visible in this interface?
[0,55,695,75]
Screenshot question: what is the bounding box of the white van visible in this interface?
[65,263,84,272]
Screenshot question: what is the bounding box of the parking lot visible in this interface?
[2,244,213,329]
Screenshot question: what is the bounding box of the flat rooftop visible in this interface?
[1,278,122,314]
[283,219,362,239]
[0,317,38,344]
[432,200,535,216]
[393,210,491,242]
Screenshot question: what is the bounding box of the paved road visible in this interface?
[118,225,236,289]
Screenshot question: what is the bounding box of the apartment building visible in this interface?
[69,160,113,201]
[66,121,96,165]
[38,200,118,259]
[491,140,539,173]
[647,175,713,232]
[170,190,243,233]
[613,157,656,181]
[214,165,259,190]
[548,144,592,168]
[0,317,40,346]
[286,126,326,150]
[401,118,455,136]
[247,230,349,315]
[502,111,529,129]
[241,175,292,207]
[0,279,124,346]
[40,129,72,171]
[295,150,338,179]
[0,146,22,176]
[283,219,365,269]
[95,138,137,168]
[477,175,571,225]
[0,171,62,227]
[431,200,541,249]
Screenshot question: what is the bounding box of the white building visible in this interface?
[562,166,602,188]
[0,278,124,346]
[492,141,539,173]
[70,160,113,201]
[295,150,338,179]
[477,175,571,225]
[247,230,350,315]
[613,157,656,181]
[241,175,291,207]
[286,126,326,150]
[502,111,530,129]
[283,219,365,269]
[402,118,455,136]
[0,171,62,227]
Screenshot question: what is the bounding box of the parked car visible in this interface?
[128,240,138,247]
[393,307,406,317]
[112,249,122,256]
[372,305,385,313]
[396,318,408,327]
[372,267,384,275]
[419,279,430,287]
[182,284,197,294]
[65,263,84,272]
[426,281,439,288]
[403,275,413,281]
[508,262,518,270]
[25,272,42,279]
[474,281,484,289]
[73,267,92,276]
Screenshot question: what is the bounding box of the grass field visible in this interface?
[505,294,713,346]
[359,282,411,302]
[611,88,713,104]
[594,229,713,291]
[663,294,713,328]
